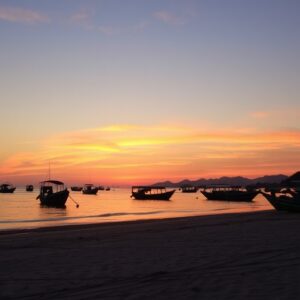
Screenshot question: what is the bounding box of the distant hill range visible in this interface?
[151,174,289,188]
[281,171,300,186]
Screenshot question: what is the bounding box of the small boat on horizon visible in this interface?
[260,189,300,212]
[201,186,258,202]
[180,186,199,193]
[36,180,69,207]
[71,186,83,192]
[131,186,175,200]
[0,183,16,193]
[82,184,98,195]
[26,184,34,192]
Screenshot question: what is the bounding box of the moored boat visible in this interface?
[82,184,98,195]
[181,186,199,193]
[260,190,300,212]
[201,186,258,202]
[0,183,16,193]
[37,180,69,207]
[71,186,83,192]
[26,184,34,192]
[131,186,175,200]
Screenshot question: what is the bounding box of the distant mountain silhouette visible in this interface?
[281,171,300,186]
[151,174,288,187]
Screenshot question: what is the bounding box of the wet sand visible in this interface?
[1,210,300,299]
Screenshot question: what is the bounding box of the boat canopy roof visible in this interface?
[132,186,166,189]
[1,183,13,187]
[40,180,64,185]
[206,185,243,191]
[207,184,242,188]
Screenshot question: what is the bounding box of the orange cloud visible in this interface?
[1,124,300,185]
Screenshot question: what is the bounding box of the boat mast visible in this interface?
[48,160,51,180]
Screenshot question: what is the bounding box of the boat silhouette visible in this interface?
[71,186,83,192]
[26,185,34,192]
[37,180,69,207]
[0,183,16,193]
[260,189,300,212]
[82,184,98,195]
[201,186,258,202]
[180,186,199,193]
[131,186,175,200]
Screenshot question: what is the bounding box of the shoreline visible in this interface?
[2,209,300,299]
[0,208,272,236]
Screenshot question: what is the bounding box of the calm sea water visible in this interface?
[0,188,272,231]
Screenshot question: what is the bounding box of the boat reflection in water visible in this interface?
[37,180,69,207]
[201,186,259,202]
[131,186,175,201]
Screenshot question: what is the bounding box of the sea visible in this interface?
[0,188,272,231]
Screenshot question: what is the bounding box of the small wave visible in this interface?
[0,210,170,224]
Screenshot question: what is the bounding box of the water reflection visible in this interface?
[38,205,67,215]
[0,188,272,230]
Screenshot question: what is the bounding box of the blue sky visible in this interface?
[1,1,299,131]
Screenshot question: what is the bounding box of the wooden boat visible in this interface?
[201,186,258,202]
[181,186,198,193]
[71,186,83,192]
[131,186,175,200]
[0,183,16,193]
[264,186,282,193]
[82,184,98,195]
[260,190,300,212]
[36,180,69,207]
[26,184,34,192]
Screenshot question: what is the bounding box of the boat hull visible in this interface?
[201,191,258,202]
[71,187,83,192]
[39,189,69,207]
[132,190,175,200]
[0,188,16,193]
[26,186,34,192]
[82,189,98,195]
[261,192,300,212]
[181,188,198,193]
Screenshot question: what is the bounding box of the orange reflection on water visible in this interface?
[0,188,272,231]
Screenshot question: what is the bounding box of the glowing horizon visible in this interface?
[1,123,300,185]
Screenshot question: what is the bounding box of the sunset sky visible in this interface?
[0,0,300,185]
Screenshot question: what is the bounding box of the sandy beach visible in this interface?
[1,210,300,299]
